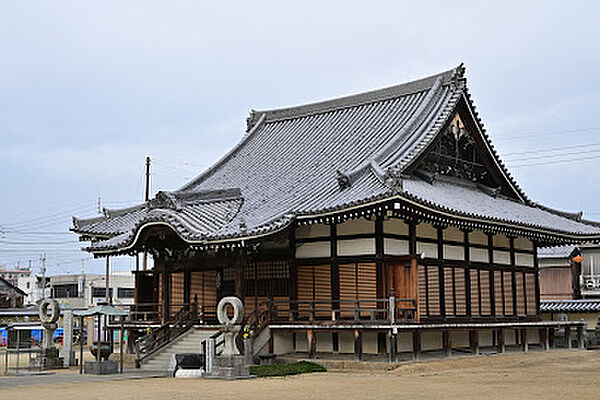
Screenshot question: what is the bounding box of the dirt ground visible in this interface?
[2,349,600,400]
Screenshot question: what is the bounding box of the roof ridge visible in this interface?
[247,65,463,128]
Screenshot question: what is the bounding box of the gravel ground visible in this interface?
[1,349,599,400]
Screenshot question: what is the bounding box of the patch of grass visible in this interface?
[249,361,326,377]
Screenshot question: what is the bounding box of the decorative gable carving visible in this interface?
[415,113,498,188]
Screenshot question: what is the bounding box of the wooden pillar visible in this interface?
[463,231,472,317]
[412,330,421,361]
[469,330,479,355]
[577,325,585,349]
[307,329,317,359]
[565,326,572,349]
[549,327,555,348]
[437,227,446,318]
[520,329,528,352]
[540,328,549,351]
[354,329,363,361]
[105,257,110,304]
[497,328,505,353]
[235,251,245,300]
[289,223,298,319]
[388,330,397,363]
[509,238,518,317]
[442,330,452,358]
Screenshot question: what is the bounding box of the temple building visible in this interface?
[72,65,599,363]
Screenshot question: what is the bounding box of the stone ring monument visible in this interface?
[36,298,63,368]
[217,296,244,326]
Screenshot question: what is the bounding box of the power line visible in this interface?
[509,155,600,168]
[495,127,600,141]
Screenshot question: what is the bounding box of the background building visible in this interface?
[0,265,31,287]
[0,276,26,309]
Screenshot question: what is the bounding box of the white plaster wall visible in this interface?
[422,331,442,351]
[493,234,511,248]
[316,332,333,352]
[444,244,465,260]
[451,331,470,348]
[296,241,330,258]
[417,223,438,239]
[479,330,493,347]
[515,253,534,267]
[514,237,533,251]
[296,223,330,239]
[470,230,488,245]
[396,332,413,352]
[338,331,354,353]
[384,238,409,256]
[338,218,374,235]
[363,332,378,354]
[417,241,438,258]
[470,247,489,263]
[273,332,294,354]
[493,250,511,265]
[384,219,409,235]
[443,226,464,241]
[295,332,308,351]
[337,238,376,256]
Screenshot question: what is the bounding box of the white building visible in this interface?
[17,272,135,309]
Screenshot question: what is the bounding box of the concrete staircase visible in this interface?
[140,328,219,372]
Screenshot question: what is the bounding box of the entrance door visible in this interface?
[386,256,419,320]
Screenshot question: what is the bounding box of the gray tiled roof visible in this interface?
[541,299,600,313]
[71,65,600,254]
[538,245,578,259]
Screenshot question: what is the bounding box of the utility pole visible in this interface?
[40,253,46,300]
[143,156,151,271]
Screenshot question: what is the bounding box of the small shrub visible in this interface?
[249,361,326,377]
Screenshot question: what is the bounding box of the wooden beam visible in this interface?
[330,223,340,308]
[488,234,495,316]
[509,238,518,317]
[533,242,541,315]
[354,329,363,361]
[437,227,446,318]
[235,251,245,300]
[442,330,452,358]
[463,231,472,317]
[577,326,585,349]
[388,330,397,363]
[540,328,549,351]
[520,329,528,353]
[497,328,505,353]
[469,330,479,355]
[412,330,421,361]
[307,329,317,359]
[565,326,572,349]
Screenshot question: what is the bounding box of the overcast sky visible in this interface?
[1,1,599,276]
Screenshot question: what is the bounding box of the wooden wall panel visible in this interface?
[297,265,331,317]
[418,266,427,316]
[444,267,454,316]
[515,272,525,316]
[494,271,503,316]
[470,270,480,316]
[427,267,440,316]
[539,268,573,300]
[480,270,491,315]
[170,272,185,315]
[190,270,217,319]
[340,263,377,317]
[526,273,536,315]
[503,271,513,315]
[454,268,466,316]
